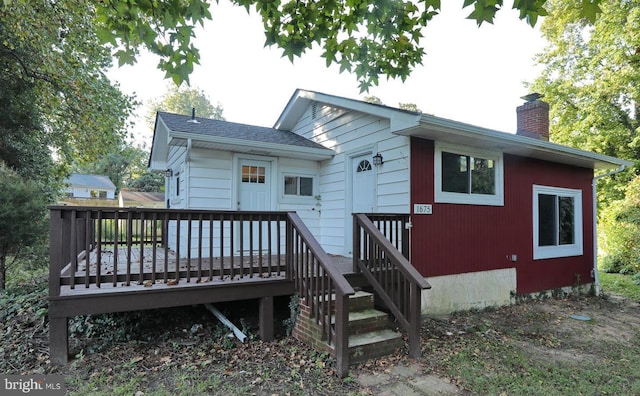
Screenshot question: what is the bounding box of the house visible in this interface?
[118,190,165,208]
[63,173,117,201]
[149,89,632,315]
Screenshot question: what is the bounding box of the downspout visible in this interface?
[592,164,627,296]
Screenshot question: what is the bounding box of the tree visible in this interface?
[530,0,640,274]
[0,165,48,291]
[399,102,422,112]
[0,1,135,167]
[146,85,224,130]
[74,140,155,193]
[127,172,164,192]
[363,95,422,112]
[2,0,602,93]
[530,0,640,204]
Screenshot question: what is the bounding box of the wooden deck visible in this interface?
[59,246,353,297]
[48,207,426,377]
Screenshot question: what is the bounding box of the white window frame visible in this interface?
[283,175,314,197]
[434,142,504,206]
[533,185,583,260]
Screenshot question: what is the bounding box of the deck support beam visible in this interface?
[259,296,274,341]
[49,317,68,365]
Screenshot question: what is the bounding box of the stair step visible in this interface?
[332,309,390,335]
[321,291,375,313]
[348,329,403,364]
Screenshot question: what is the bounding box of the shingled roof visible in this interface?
[158,112,327,150]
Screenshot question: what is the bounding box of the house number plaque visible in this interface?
[413,204,432,215]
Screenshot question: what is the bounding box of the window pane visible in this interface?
[284,176,297,195]
[470,157,495,195]
[242,165,250,182]
[442,152,469,193]
[300,177,313,196]
[257,166,266,183]
[558,196,575,245]
[538,194,557,246]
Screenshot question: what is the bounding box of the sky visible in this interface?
[107,1,547,147]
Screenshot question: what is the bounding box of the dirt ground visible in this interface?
[3,288,640,395]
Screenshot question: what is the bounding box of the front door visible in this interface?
[346,153,375,255]
[238,159,271,253]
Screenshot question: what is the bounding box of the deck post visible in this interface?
[334,293,350,378]
[408,282,422,358]
[49,317,69,365]
[258,296,274,341]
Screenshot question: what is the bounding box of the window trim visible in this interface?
[434,142,504,206]
[279,168,318,203]
[532,185,583,260]
[284,175,314,197]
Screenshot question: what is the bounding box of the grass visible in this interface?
[599,271,640,301]
[3,264,640,395]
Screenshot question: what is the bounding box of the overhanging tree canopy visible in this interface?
[10,0,602,92]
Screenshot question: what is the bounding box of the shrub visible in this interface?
[599,176,640,275]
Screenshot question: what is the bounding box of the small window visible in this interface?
[357,160,372,172]
[284,176,313,196]
[533,185,583,260]
[435,143,503,206]
[175,172,180,196]
[99,190,107,199]
[242,165,266,184]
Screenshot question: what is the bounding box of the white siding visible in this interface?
[188,148,233,210]
[291,103,411,255]
[277,157,321,235]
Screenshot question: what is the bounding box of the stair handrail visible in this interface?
[353,213,431,358]
[286,212,355,377]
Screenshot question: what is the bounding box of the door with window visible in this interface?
[347,153,375,255]
[238,159,271,253]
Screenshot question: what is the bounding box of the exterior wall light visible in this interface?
[373,152,384,166]
[165,168,173,178]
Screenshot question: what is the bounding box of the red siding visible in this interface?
[410,137,594,294]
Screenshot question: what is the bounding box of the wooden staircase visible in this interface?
[343,291,403,364]
[293,290,403,365]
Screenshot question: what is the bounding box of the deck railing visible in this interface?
[286,212,355,377]
[49,206,290,291]
[353,213,431,357]
[364,213,411,259]
[49,206,355,376]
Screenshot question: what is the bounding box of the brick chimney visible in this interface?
[516,93,549,141]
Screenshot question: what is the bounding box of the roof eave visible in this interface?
[394,114,632,170]
[170,131,335,161]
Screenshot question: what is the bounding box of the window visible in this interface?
[434,143,504,206]
[284,176,313,196]
[98,191,107,199]
[533,185,583,260]
[242,165,266,184]
[357,160,372,172]
[175,172,180,196]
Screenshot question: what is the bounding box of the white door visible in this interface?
[352,155,375,213]
[238,160,270,211]
[346,153,376,255]
[238,160,271,253]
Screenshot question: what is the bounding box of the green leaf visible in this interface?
[580,0,602,23]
